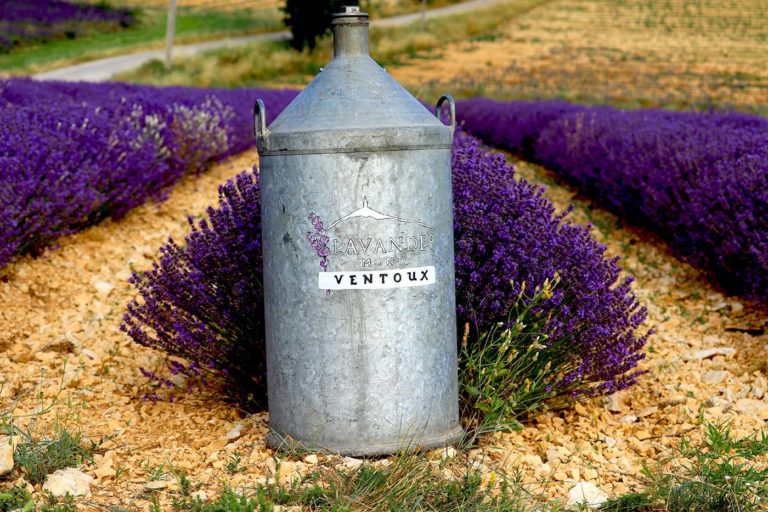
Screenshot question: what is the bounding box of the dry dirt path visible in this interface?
[33,0,509,83]
[1,145,766,509]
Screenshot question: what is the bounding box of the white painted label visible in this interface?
[318,265,436,290]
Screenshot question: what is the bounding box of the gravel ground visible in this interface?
[0,149,765,509]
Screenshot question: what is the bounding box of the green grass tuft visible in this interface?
[601,421,768,512]
[13,428,97,485]
[168,451,554,511]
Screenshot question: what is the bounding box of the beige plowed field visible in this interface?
[391,0,768,110]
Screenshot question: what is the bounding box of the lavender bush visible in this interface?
[0,78,297,270]
[122,171,267,408]
[458,99,768,304]
[0,0,136,53]
[452,134,648,397]
[124,133,648,413]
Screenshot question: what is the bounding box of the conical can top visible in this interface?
[255,6,455,155]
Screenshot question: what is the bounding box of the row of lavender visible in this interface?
[1,0,136,53]
[0,78,297,270]
[457,99,768,304]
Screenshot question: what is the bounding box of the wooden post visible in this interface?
[165,0,177,69]
[421,0,427,30]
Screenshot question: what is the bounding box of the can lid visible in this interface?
[259,7,452,156]
[332,5,366,18]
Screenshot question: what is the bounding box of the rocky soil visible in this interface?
[0,146,765,509]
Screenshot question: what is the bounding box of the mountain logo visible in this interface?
[326,197,432,230]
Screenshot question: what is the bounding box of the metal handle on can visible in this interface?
[254,99,268,152]
[435,94,456,133]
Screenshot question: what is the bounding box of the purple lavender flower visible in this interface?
[452,132,648,397]
[0,0,137,53]
[122,170,269,410]
[0,78,298,271]
[458,98,768,305]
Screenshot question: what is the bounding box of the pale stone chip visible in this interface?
[701,370,730,385]
[683,347,736,361]
[567,481,608,508]
[93,280,115,298]
[42,468,94,497]
[0,443,14,476]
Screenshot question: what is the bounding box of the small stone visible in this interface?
[277,460,301,486]
[583,468,599,480]
[521,454,543,467]
[660,396,686,407]
[732,398,768,418]
[545,447,563,462]
[730,301,744,313]
[191,490,207,501]
[43,468,94,497]
[702,370,729,385]
[704,396,730,408]
[752,386,765,399]
[603,392,623,412]
[0,442,14,476]
[441,447,458,460]
[303,454,319,465]
[144,480,173,491]
[636,430,652,441]
[619,415,637,424]
[684,347,736,361]
[599,434,617,449]
[264,458,277,477]
[343,457,363,470]
[93,450,115,480]
[567,481,608,508]
[637,406,658,418]
[224,424,242,440]
[206,438,229,453]
[93,281,115,298]
[13,477,34,495]
[710,302,728,312]
[81,348,98,360]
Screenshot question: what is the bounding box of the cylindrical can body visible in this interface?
[261,147,460,455]
[256,5,460,456]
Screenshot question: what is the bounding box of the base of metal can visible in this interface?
[265,426,464,457]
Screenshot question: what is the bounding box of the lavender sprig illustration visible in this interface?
[306,213,331,296]
[306,213,330,270]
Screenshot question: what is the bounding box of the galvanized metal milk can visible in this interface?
[254,5,460,456]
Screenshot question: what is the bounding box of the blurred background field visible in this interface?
[390,0,768,113]
[109,0,768,115]
[0,0,467,75]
